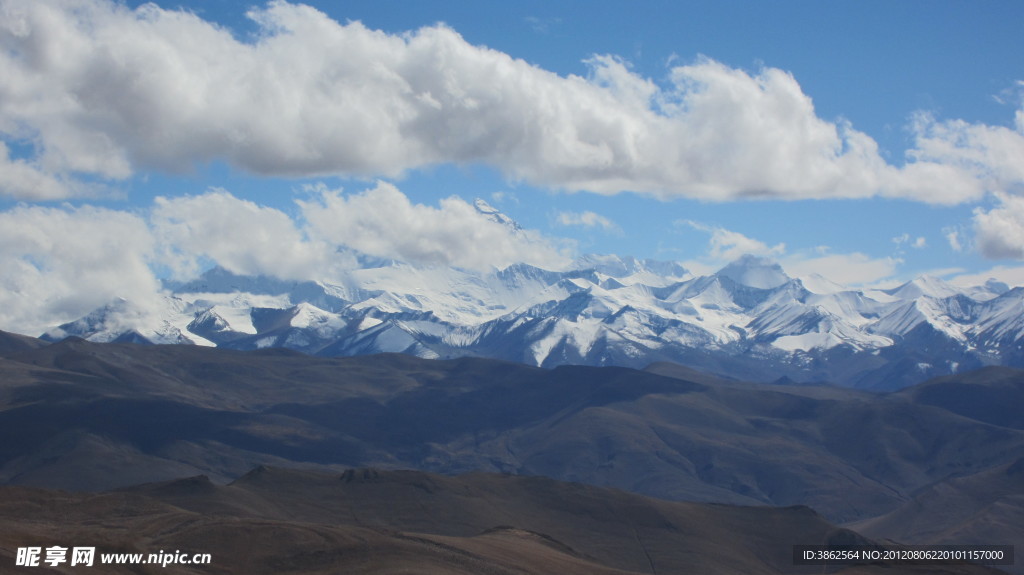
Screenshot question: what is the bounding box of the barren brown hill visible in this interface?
[0,467,1009,575]
[850,456,1024,575]
[1,332,1022,530]
[0,331,47,354]
[895,366,1024,430]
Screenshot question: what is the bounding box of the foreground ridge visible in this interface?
[0,466,1004,575]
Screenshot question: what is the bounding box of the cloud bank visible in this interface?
[297,182,570,271]
[1,0,1021,204]
[680,220,902,287]
[0,183,572,335]
[0,203,160,334]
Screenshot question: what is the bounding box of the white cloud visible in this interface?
[0,0,1017,203]
[909,111,1024,196]
[971,193,1024,259]
[0,143,75,199]
[490,191,518,205]
[150,184,572,277]
[151,190,337,281]
[0,204,160,335]
[555,210,620,233]
[782,252,902,287]
[679,220,900,286]
[949,265,1024,288]
[681,220,785,262]
[944,226,965,252]
[298,182,571,271]
[0,182,575,334]
[892,233,927,249]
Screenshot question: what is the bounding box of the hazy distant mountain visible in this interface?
[2,334,1022,530]
[2,466,1003,575]
[38,229,1024,388]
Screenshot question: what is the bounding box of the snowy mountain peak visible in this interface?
[573,254,664,279]
[797,274,846,295]
[37,253,1024,390]
[164,265,298,295]
[984,278,1010,295]
[473,198,499,213]
[887,275,960,300]
[474,198,521,231]
[715,255,790,289]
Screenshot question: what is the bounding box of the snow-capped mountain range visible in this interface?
[40,243,1024,389]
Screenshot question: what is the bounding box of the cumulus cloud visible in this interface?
[972,193,1024,259]
[679,220,900,286]
[149,183,571,277]
[910,111,1024,195]
[0,182,573,334]
[681,220,785,262]
[0,204,161,335]
[298,182,571,270]
[152,190,337,281]
[0,0,1018,202]
[950,106,1024,256]
[944,226,965,252]
[555,210,620,233]
[0,143,77,200]
[892,233,927,249]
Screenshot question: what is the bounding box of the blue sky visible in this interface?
[1,0,1023,333]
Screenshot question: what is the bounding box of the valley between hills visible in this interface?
[0,330,1020,574]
